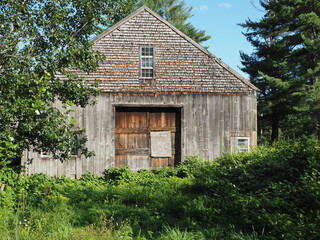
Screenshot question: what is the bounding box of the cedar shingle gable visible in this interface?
[59,6,257,94]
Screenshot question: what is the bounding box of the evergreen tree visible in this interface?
[137,0,210,45]
[241,0,320,142]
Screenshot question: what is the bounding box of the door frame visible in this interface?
[113,104,184,168]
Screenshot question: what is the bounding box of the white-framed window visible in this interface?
[140,46,154,78]
[236,137,250,153]
[40,151,50,158]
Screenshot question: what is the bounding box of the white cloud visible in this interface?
[218,3,232,8]
[199,5,208,12]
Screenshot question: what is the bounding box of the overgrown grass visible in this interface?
[0,140,319,239]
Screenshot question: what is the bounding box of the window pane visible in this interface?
[142,58,153,67]
[237,138,249,152]
[144,58,153,67]
[142,69,153,78]
[142,58,147,67]
[141,47,153,56]
[149,69,154,77]
[238,139,247,148]
[147,69,153,77]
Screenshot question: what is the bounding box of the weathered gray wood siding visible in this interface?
[23,92,257,177]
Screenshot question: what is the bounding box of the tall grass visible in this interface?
[0,139,319,239]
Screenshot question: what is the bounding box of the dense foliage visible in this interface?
[0,0,135,162]
[0,140,319,239]
[241,0,320,142]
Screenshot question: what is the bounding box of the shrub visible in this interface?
[0,139,319,239]
[103,166,137,183]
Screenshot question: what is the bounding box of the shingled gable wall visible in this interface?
[23,6,257,178]
[70,6,256,94]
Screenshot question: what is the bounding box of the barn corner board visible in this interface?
[22,5,258,177]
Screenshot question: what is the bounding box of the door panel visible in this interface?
[115,107,181,170]
[115,110,149,169]
[116,134,149,149]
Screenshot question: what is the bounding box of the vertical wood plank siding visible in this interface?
[21,7,257,177]
[23,93,257,177]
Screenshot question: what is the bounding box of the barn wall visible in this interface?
[21,7,257,178]
[23,92,257,177]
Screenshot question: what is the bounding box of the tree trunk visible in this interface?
[317,106,320,140]
[271,119,279,142]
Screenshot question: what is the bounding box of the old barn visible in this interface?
[23,6,257,178]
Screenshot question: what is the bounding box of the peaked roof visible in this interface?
[92,5,257,92]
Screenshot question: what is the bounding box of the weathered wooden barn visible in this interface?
[22,6,257,178]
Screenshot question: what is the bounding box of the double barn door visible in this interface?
[115,107,181,170]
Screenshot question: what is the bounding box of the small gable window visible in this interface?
[140,46,154,78]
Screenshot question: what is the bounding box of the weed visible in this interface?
[0,140,319,239]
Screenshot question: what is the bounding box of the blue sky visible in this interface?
[185,0,265,77]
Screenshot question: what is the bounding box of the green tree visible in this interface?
[137,0,210,45]
[0,0,134,162]
[241,0,320,142]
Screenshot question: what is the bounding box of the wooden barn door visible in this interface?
[115,107,181,170]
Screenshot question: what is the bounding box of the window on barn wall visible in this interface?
[236,137,250,152]
[40,151,50,158]
[140,46,154,78]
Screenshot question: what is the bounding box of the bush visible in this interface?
[0,139,319,239]
[190,139,320,239]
